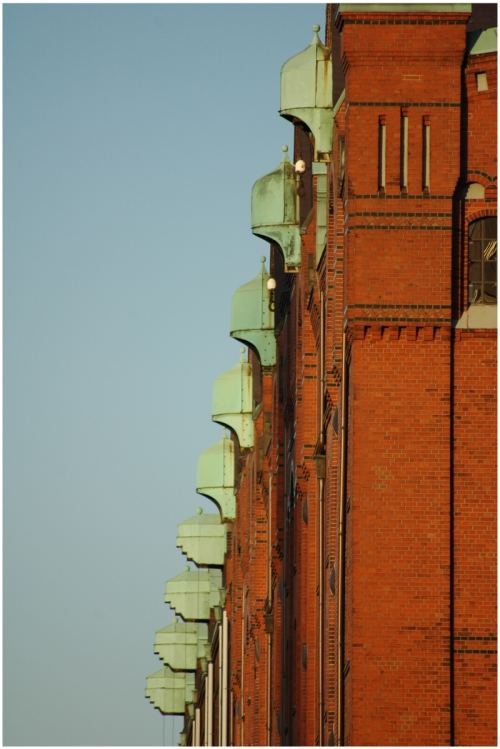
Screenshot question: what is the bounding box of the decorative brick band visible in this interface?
[348,316,452,323]
[346,323,452,344]
[342,19,468,27]
[348,101,461,107]
[349,193,454,199]
[347,224,453,231]
[467,169,497,182]
[348,304,451,310]
[454,649,498,655]
[348,211,452,218]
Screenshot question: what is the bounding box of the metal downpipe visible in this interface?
[318,290,325,745]
[195,707,201,747]
[267,472,273,746]
[207,662,214,746]
[337,329,347,746]
[241,589,246,745]
[222,611,229,746]
[218,623,223,746]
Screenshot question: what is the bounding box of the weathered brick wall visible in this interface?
[453,330,497,746]
[224,6,496,747]
[227,352,278,746]
[452,34,497,747]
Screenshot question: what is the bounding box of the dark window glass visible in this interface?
[468,217,497,304]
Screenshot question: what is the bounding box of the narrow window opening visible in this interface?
[422,115,430,193]
[378,116,386,193]
[338,136,345,191]
[476,72,488,92]
[468,217,497,304]
[400,108,408,192]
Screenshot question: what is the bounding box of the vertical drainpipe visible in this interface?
[207,662,214,747]
[230,689,234,746]
[240,587,246,745]
[267,472,273,746]
[204,677,209,747]
[218,622,223,746]
[318,290,325,745]
[337,329,347,745]
[222,610,229,746]
[195,707,201,747]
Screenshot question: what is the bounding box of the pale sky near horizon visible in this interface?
[4,3,323,745]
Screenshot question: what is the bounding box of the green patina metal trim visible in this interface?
[196,437,236,520]
[230,257,276,367]
[165,568,224,621]
[251,146,301,271]
[280,25,333,156]
[332,89,346,119]
[154,622,210,671]
[314,163,328,266]
[338,3,471,12]
[468,27,497,55]
[212,355,254,448]
[176,509,227,567]
[145,667,195,716]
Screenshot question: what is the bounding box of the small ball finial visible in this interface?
[261,255,266,264]
[282,144,288,153]
[313,24,320,33]
[196,507,203,515]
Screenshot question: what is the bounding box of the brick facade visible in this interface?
[154,5,496,746]
[226,5,496,746]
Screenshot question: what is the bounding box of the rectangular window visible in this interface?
[378,115,386,192]
[469,217,497,304]
[476,72,488,92]
[400,108,409,192]
[423,115,430,192]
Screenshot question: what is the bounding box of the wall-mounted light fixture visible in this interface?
[267,277,277,311]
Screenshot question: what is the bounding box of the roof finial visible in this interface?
[240,346,246,363]
[281,144,289,163]
[312,24,321,43]
[196,507,203,515]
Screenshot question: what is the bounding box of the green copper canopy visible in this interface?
[177,509,227,566]
[212,355,254,449]
[154,622,209,671]
[196,436,236,520]
[280,26,333,157]
[165,568,224,621]
[251,146,301,271]
[145,667,195,715]
[468,27,497,55]
[230,257,276,366]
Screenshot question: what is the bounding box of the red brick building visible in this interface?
[146,4,496,745]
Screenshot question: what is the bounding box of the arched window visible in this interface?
[468,217,497,304]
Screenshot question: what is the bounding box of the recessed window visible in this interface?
[422,115,431,192]
[468,217,497,304]
[400,108,409,191]
[378,116,386,192]
[476,72,488,92]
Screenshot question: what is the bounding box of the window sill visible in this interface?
[456,304,497,329]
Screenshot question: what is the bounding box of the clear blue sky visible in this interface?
[4,3,323,745]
